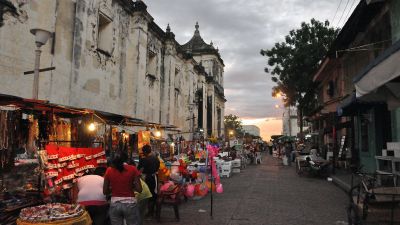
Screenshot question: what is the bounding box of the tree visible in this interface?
[224,114,244,139]
[260,19,338,135]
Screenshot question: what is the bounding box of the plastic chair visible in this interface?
[255,152,262,164]
[155,184,183,222]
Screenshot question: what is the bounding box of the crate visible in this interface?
[232,168,240,173]
[395,149,400,158]
[387,142,400,150]
[221,161,232,166]
[221,164,231,170]
[220,171,231,178]
[382,149,394,157]
[232,159,241,168]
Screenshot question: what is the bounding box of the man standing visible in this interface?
[138,145,160,217]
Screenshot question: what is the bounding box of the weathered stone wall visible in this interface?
[0,0,58,100]
[0,0,225,138]
[69,0,133,116]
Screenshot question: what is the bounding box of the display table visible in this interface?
[17,211,92,225]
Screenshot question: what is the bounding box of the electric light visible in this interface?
[155,130,161,137]
[88,123,96,131]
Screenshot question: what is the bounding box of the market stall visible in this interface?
[0,95,109,225]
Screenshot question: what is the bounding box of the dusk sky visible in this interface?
[145,0,358,140]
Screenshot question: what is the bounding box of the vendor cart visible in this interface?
[347,172,400,225]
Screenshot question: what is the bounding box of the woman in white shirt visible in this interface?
[75,167,108,225]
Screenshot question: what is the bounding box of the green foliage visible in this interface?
[261,19,338,107]
[224,114,244,137]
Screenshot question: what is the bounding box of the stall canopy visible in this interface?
[353,39,400,103]
[276,135,296,142]
[0,93,181,131]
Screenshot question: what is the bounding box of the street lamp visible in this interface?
[30,28,52,99]
[228,130,234,147]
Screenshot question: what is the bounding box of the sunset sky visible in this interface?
[145,1,357,141]
[242,117,283,141]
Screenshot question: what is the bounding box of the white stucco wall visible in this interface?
[0,0,225,139]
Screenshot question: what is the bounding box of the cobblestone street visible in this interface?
[146,153,348,225]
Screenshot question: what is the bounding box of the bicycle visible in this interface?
[347,171,400,225]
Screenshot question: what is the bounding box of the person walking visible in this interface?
[74,167,108,225]
[135,178,152,225]
[103,152,142,225]
[138,145,160,218]
[284,141,293,166]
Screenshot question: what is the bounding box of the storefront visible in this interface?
[0,94,145,224]
[352,39,400,173]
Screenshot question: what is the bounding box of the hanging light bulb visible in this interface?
[88,122,96,132]
[155,130,161,137]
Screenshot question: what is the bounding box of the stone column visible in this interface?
[129,10,152,119]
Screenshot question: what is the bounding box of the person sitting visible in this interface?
[305,156,330,177]
[230,147,237,160]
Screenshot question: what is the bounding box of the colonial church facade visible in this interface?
[0,0,225,140]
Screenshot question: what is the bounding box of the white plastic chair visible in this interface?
[255,152,262,164]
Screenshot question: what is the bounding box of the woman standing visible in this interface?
[103,152,142,225]
[75,167,108,225]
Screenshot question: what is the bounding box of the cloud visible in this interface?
[145,0,348,121]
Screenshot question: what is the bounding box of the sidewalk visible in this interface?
[145,152,348,225]
[330,169,355,193]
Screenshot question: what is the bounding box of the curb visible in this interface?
[331,175,351,193]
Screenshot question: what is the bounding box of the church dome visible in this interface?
[181,22,216,53]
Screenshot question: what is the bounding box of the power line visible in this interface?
[331,0,343,25]
[337,0,350,27]
[343,0,358,26]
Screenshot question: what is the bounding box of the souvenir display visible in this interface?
[19,203,84,222]
[42,145,107,190]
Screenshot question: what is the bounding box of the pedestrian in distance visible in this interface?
[284,141,293,166]
[103,152,142,225]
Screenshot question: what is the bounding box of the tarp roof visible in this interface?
[354,39,400,98]
[0,93,179,130]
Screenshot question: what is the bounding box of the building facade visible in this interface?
[282,107,300,137]
[310,0,400,172]
[0,0,225,140]
[242,125,260,137]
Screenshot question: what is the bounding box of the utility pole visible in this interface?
[288,106,292,137]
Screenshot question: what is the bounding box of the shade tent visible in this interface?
[0,93,179,130]
[276,135,296,142]
[354,39,400,108]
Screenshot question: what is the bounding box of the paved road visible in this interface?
[145,153,348,225]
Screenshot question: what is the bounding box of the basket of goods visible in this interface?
[19,203,84,222]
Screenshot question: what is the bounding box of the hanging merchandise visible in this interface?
[138,130,151,156]
[42,144,106,191]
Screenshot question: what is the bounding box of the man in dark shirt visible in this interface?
[138,145,160,217]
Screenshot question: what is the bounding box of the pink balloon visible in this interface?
[216,183,223,193]
[185,184,195,197]
[160,181,174,192]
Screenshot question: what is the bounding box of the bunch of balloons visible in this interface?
[206,145,223,194]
